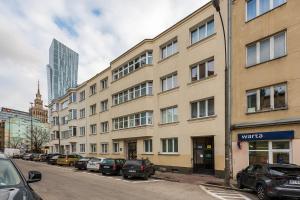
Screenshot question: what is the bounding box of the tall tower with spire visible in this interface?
[29,81,48,123]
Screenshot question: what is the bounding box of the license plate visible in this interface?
[104,166,110,168]
[289,180,300,185]
[128,170,136,173]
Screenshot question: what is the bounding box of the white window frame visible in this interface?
[144,139,153,153]
[101,100,108,112]
[79,90,85,101]
[101,121,109,133]
[113,142,119,153]
[190,59,214,82]
[101,143,109,154]
[161,106,178,124]
[161,73,177,92]
[80,144,85,153]
[190,18,215,44]
[90,124,97,135]
[79,126,85,136]
[161,138,178,154]
[191,98,215,119]
[90,143,97,153]
[161,39,178,59]
[79,108,85,119]
[112,111,153,130]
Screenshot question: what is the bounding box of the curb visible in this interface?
[151,176,180,182]
[200,183,252,192]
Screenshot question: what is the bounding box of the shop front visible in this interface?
[232,129,299,177]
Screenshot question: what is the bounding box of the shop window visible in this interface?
[249,140,291,165]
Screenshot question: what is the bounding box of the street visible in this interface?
[15,159,218,200]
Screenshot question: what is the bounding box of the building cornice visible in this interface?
[232,118,300,129]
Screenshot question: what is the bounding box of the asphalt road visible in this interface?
[15,159,218,200]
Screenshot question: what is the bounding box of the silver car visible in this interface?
[86,157,105,172]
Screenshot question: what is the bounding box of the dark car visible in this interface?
[45,153,60,163]
[22,153,33,161]
[0,153,42,200]
[39,154,47,162]
[47,155,59,165]
[101,158,126,175]
[237,164,300,200]
[75,157,93,170]
[122,159,155,180]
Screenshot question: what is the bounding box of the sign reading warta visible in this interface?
[238,130,294,141]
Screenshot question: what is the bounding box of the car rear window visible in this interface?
[125,160,142,166]
[58,155,66,158]
[269,166,300,175]
[102,159,114,164]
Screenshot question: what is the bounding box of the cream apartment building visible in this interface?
[231,0,300,176]
[48,0,227,176]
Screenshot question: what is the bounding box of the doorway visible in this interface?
[127,141,137,160]
[192,136,214,174]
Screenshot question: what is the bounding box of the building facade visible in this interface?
[48,1,228,176]
[47,38,79,103]
[0,122,4,151]
[30,81,48,123]
[231,0,300,176]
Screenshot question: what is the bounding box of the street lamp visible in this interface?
[30,102,33,153]
[212,0,232,187]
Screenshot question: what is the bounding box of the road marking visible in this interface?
[200,185,252,200]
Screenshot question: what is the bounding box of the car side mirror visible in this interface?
[27,171,42,183]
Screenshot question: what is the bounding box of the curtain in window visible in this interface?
[274,32,286,58]
[260,39,270,63]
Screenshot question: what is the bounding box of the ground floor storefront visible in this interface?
[232,124,300,177]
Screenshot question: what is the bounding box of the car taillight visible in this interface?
[113,164,116,170]
[141,165,145,172]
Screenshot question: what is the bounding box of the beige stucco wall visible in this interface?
[48,0,228,173]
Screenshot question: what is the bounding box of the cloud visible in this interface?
[0,0,209,112]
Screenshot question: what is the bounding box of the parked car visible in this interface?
[75,157,94,170]
[22,153,33,161]
[39,154,47,162]
[101,158,126,175]
[45,153,60,163]
[0,153,42,199]
[47,155,59,165]
[86,157,105,172]
[32,154,41,162]
[237,164,300,200]
[57,154,82,166]
[122,159,155,180]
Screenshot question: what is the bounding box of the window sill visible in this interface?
[100,110,108,113]
[100,132,109,134]
[187,74,217,86]
[246,54,287,69]
[187,33,216,49]
[89,93,97,97]
[99,153,109,155]
[158,86,179,95]
[111,95,153,107]
[89,134,97,136]
[245,2,287,24]
[158,153,179,156]
[158,121,179,126]
[157,52,179,64]
[188,115,217,122]
[141,153,154,155]
[112,153,120,155]
[79,135,85,137]
[246,106,288,115]
[89,114,97,117]
[111,64,153,84]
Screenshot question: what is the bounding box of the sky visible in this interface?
[0,0,209,112]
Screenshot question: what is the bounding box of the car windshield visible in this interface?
[102,159,114,164]
[52,155,59,159]
[269,166,300,175]
[125,160,142,165]
[0,159,22,188]
[58,155,66,159]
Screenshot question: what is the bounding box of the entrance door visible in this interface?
[193,137,214,174]
[127,141,137,160]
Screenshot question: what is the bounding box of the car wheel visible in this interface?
[143,174,148,180]
[237,177,244,189]
[102,172,106,176]
[123,175,128,179]
[257,184,270,200]
[69,162,74,167]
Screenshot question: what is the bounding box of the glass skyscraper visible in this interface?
[47,39,78,103]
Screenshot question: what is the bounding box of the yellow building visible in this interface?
[48,1,228,176]
[231,0,300,176]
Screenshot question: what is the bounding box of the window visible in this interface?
[112,51,153,81]
[161,39,178,59]
[246,31,286,67]
[144,139,153,153]
[161,106,178,124]
[101,78,108,90]
[249,141,291,164]
[90,143,97,153]
[191,19,214,44]
[113,143,119,153]
[79,108,85,119]
[112,81,153,105]
[79,127,85,136]
[70,126,77,137]
[246,83,287,113]
[90,84,96,95]
[191,59,214,82]
[80,144,85,153]
[101,143,108,153]
[101,100,108,112]
[69,92,76,103]
[79,90,85,101]
[246,0,286,21]
[161,73,177,92]
[61,116,68,125]
[191,98,215,119]
[161,138,178,153]
[101,121,109,133]
[68,109,77,120]
[90,104,96,115]
[90,124,97,135]
[61,100,68,110]
[71,143,76,153]
[112,111,153,130]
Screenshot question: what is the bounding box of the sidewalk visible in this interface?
[152,171,227,186]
